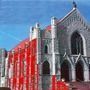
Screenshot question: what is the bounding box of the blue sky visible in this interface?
[0,0,90,51]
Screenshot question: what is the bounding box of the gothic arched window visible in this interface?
[42,61,50,75]
[71,32,83,55]
[44,45,48,54]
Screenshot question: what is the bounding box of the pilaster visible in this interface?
[84,68,89,82]
[51,17,57,75]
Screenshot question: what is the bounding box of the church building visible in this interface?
[1,2,90,90]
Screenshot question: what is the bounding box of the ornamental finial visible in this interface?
[73,1,77,8]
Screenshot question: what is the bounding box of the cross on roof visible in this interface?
[73,1,77,8]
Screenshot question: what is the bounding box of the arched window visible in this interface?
[5,50,7,57]
[42,61,50,75]
[44,45,48,54]
[71,32,83,55]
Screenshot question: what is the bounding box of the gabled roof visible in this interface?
[45,7,89,33]
[12,38,29,51]
[58,7,88,29]
[45,8,78,31]
[58,8,77,24]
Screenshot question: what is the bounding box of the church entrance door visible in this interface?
[61,61,70,82]
[76,61,84,81]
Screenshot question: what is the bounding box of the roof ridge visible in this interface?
[11,38,29,51]
[58,8,77,24]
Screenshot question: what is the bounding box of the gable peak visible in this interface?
[73,1,77,9]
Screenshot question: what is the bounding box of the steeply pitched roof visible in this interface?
[45,8,77,31]
[58,8,77,24]
[12,38,29,51]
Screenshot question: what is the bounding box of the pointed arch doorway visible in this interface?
[42,61,50,90]
[76,61,84,81]
[61,60,71,82]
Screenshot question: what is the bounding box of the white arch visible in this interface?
[63,56,74,70]
[62,57,76,81]
[61,59,74,81]
[80,34,87,56]
[76,58,88,71]
[76,60,84,68]
[76,58,89,82]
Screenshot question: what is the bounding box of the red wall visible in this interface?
[8,39,69,90]
[8,39,38,90]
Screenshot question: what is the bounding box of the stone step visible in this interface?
[69,82,90,90]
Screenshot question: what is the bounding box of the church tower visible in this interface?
[51,17,60,79]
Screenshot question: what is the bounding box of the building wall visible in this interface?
[40,8,90,83]
[0,48,7,87]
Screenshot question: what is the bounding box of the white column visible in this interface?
[35,23,40,64]
[71,68,76,82]
[29,26,33,41]
[1,49,5,87]
[84,68,89,82]
[51,17,57,75]
[5,56,9,87]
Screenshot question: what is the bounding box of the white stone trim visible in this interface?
[58,8,76,23]
[80,34,87,56]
